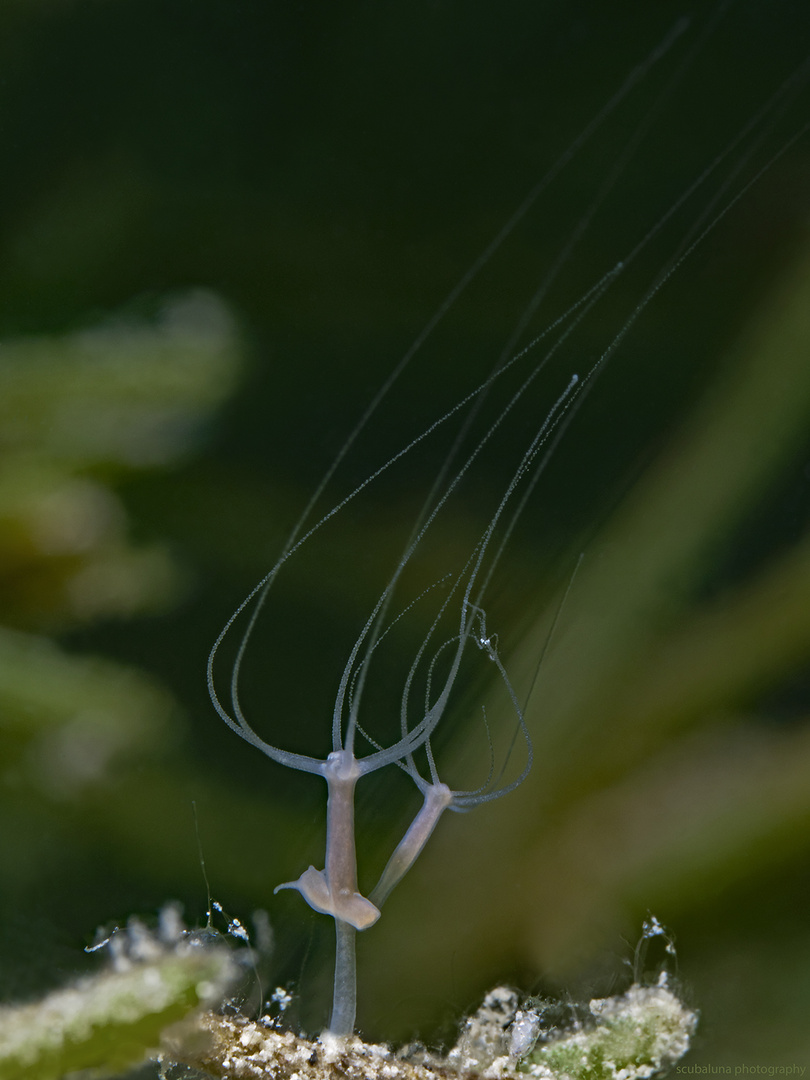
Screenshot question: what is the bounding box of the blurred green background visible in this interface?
[1,0,810,1070]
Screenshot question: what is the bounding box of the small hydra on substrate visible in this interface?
[206,0,808,1059]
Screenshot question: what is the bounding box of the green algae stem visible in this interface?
[525,985,697,1080]
[0,944,236,1080]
